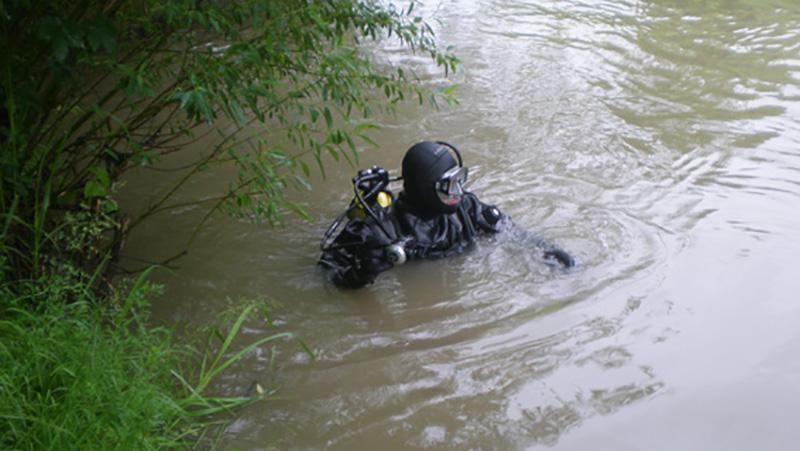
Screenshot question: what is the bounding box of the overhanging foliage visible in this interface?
[0,0,458,284]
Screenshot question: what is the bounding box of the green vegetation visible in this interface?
[0,0,457,283]
[1,0,456,448]
[1,275,290,449]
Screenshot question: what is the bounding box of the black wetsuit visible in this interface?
[318,191,573,289]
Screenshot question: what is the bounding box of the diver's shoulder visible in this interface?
[460,191,485,207]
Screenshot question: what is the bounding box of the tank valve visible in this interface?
[385,243,407,265]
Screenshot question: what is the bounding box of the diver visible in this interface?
[318,141,575,289]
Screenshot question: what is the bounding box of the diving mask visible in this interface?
[434,165,468,206]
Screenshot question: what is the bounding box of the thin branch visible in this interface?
[113,250,188,274]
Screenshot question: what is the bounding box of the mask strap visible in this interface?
[436,141,463,168]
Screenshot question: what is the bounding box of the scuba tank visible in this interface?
[320,166,400,254]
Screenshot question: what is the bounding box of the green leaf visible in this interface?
[230,101,247,126]
[323,107,333,129]
[354,122,379,134]
[286,201,311,221]
[83,180,105,198]
[101,199,119,214]
[299,160,310,177]
[84,166,110,199]
[442,84,459,96]
[132,150,159,167]
[86,18,118,53]
[52,38,69,62]
[359,134,379,148]
[178,91,193,110]
[38,16,70,62]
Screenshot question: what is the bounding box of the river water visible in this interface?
[121,0,800,449]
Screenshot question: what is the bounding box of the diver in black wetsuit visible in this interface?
[318,141,574,289]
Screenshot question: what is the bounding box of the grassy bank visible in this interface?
[0,274,283,449]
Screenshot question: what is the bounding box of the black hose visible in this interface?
[320,209,349,251]
[353,178,395,242]
[320,170,396,252]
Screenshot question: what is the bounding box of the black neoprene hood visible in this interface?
[402,141,460,215]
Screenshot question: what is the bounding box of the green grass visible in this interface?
[0,275,295,450]
[0,298,184,449]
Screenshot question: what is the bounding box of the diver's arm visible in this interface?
[318,218,395,289]
[461,192,506,234]
[318,249,381,288]
[463,193,575,267]
[500,219,575,267]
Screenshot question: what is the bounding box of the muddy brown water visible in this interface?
[120,0,800,449]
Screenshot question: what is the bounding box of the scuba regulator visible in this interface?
[347,166,393,220]
[320,166,407,264]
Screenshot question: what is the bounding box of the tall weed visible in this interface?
[0,276,299,449]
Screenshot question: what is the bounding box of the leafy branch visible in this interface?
[0,0,459,284]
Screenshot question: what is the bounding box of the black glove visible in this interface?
[544,249,575,268]
[482,205,503,225]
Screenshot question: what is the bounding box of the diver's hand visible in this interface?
[544,249,575,268]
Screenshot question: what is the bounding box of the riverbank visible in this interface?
[0,273,282,449]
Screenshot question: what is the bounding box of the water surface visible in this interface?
[121,0,800,449]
